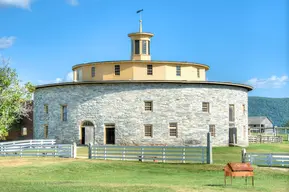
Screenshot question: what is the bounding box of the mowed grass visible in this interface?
[0,144,288,192]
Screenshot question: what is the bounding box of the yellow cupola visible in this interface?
[128,9,154,61]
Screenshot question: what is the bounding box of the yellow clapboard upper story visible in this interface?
[72,21,210,82]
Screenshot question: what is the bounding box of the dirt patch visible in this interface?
[268,167,289,172]
[0,157,77,167]
[0,159,32,167]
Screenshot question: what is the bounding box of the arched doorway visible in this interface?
[80,121,94,145]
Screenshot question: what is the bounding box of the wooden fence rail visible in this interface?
[89,132,212,164]
[242,149,289,167]
[0,143,76,158]
[0,139,56,146]
[248,135,283,143]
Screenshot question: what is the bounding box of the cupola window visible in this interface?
[142,40,147,54]
[148,41,150,55]
[76,69,82,81]
[134,40,140,54]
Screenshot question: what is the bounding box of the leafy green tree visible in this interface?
[284,121,289,127]
[0,57,35,140]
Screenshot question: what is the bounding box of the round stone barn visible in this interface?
[34,23,252,147]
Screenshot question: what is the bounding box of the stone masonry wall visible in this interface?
[33,83,249,146]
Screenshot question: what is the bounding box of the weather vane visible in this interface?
[136,9,143,32]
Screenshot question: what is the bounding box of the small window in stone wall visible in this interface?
[229,104,235,122]
[61,105,68,121]
[144,101,153,111]
[21,127,27,136]
[197,69,200,78]
[169,123,178,137]
[202,102,210,112]
[242,104,246,115]
[44,125,48,139]
[209,125,215,137]
[144,125,153,137]
[44,105,48,114]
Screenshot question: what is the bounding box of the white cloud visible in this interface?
[0,0,79,10]
[0,0,32,9]
[37,71,74,85]
[0,36,16,49]
[247,75,288,88]
[55,78,63,83]
[66,0,78,6]
[65,71,73,82]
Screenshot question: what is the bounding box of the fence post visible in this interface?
[122,147,125,161]
[20,145,23,158]
[207,132,212,164]
[241,148,246,163]
[182,147,186,163]
[201,148,205,163]
[73,142,77,158]
[88,143,92,159]
[104,146,107,160]
[138,147,144,162]
[268,153,273,167]
[162,147,166,163]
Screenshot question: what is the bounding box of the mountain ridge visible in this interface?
[248,96,289,126]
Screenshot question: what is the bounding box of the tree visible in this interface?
[284,121,289,127]
[0,57,35,140]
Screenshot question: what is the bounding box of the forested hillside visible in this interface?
[248,96,289,126]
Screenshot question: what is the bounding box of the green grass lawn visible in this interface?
[0,143,288,192]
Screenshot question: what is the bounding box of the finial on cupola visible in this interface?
[136,9,143,33]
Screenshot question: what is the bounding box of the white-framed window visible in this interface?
[91,66,95,77]
[147,65,153,75]
[144,101,153,111]
[176,66,181,76]
[76,68,82,81]
[202,102,210,113]
[144,125,153,137]
[21,127,27,136]
[169,123,178,137]
[209,125,215,137]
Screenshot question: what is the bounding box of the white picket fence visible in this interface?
[89,133,213,164]
[0,139,76,158]
[0,139,56,146]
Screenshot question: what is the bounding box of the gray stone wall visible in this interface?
[33,83,249,146]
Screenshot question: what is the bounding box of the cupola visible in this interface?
[128,10,154,61]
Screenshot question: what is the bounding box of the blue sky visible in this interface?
[0,0,288,98]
